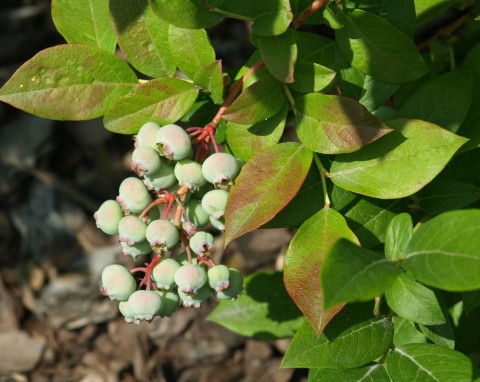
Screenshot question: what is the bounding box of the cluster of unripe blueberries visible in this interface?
[94,122,243,323]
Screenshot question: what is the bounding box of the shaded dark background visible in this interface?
[0,1,300,381]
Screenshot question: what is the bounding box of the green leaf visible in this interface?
[51,0,116,52]
[417,179,480,214]
[308,364,390,382]
[385,213,413,261]
[0,45,137,120]
[289,62,336,93]
[148,0,224,29]
[284,208,358,335]
[385,344,473,382]
[418,319,455,349]
[224,143,312,244]
[103,78,198,134]
[225,104,287,162]
[393,316,427,346]
[336,10,428,83]
[208,271,304,339]
[215,0,256,20]
[110,0,175,78]
[296,32,336,68]
[222,77,287,125]
[262,166,324,229]
[251,0,293,36]
[282,303,393,368]
[385,273,445,325]
[258,29,297,83]
[402,209,480,291]
[329,119,468,199]
[359,76,400,112]
[396,70,473,133]
[193,60,224,104]
[462,290,480,314]
[168,25,216,79]
[415,0,458,26]
[295,93,392,154]
[344,198,406,248]
[322,239,402,309]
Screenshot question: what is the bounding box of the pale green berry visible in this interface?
[128,290,162,322]
[94,200,123,235]
[209,216,225,231]
[189,231,214,257]
[174,159,207,191]
[202,153,240,185]
[201,189,228,219]
[117,177,152,214]
[214,268,243,300]
[174,264,207,295]
[131,146,162,176]
[143,160,176,191]
[155,290,180,317]
[152,258,181,290]
[156,124,192,161]
[178,284,211,308]
[118,215,147,245]
[208,265,230,291]
[135,122,161,150]
[101,264,137,301]
[119,300,139,324]
[146,219,179,254]
[185,199,210,229]
[120,241,152,258]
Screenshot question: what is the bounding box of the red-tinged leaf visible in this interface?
[0,44,137,120]
[224,142,313,245]
[284,208,359,336]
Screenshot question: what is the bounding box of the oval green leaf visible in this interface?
[0,45,137,120]
[258,29,297,83]
[251,0,293,36]
[148,0,224,29]
[295,93,392,154]
[193,60,224,104]
[289,62,336,94]
[52,0,116,52]
[322,239,401,310]
[402,209,480,291]
[329,119,468,199]
[110,0,175,78]
[385,344,473,382]
[336,10,428,83]
[385,273,445,325]
[208,271,304,339]
[384,213,413,261]
[284,208,359,335]
[104,77,198,134]
[309,364,390,382]
[224,142,312,244]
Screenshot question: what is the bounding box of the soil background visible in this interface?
[0,1,304,381]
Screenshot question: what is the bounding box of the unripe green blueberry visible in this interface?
[178,284,211,308]
[207,265,230,291]
[209,216,225,231]
[119,300,139,324]
[152,258,181,290]
[155,290,180,317]
[214,268,244,300]
[101,264,137,301]
[201,189,229,219]
[118,215,147,245]
[156,124,192,161]
[189,231,214,257]
[185,199,210,229]
[202,153,240,185]
[94,200,124,235]
[128,290,162,322]
[174,159,207,191]
[174,264,207,295]
[176,252,199,266]
[143,160,176,191]
[146,219,179,254]
[131,146,162,176]
[135,122,161,150]
[120,241,152,258]
[117,177,152,214]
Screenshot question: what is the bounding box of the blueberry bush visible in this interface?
[1,0,480,380]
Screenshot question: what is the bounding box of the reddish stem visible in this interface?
[292,0,330,31]
[131,255,161,291]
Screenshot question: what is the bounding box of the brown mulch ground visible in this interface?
[0,1,306,381]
